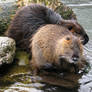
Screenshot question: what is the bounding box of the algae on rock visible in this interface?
[0,1,18,35]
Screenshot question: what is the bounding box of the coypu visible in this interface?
[31,24,86,74]
[5,4,89,53]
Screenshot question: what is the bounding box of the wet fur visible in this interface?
[31,24,86,74]
[6,4,89,53]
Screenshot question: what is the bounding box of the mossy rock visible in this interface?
[55,3,76,20]
[0,2,18,35]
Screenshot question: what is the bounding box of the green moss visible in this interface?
[0,49,31,89]
[55,4,76,20]
[0,64,31,88]
[15,50,30,65]
[0,18,10,35]
[0,5,18,35]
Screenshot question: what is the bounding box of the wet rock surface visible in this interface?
[0,37,16,65]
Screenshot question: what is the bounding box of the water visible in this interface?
[0,0,92,92]
[62,0,92,92]
[62,0,92,58]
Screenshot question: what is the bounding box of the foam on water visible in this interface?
[67,3,92,7]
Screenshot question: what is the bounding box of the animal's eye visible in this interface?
[66,37,70,41]
[68,26,73,30]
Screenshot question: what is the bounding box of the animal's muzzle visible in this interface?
[72,54,79,62]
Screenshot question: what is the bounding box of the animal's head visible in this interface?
[60,20,89,45]
[55,35,83,65]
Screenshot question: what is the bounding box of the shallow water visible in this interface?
[62,0,92,92]
[0,0,92,92]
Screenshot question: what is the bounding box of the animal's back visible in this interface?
[32,24,72,62]
[31,24,86,73]
[6,4,89,53]
[6,4,61,51]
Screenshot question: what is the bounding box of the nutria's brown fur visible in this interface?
[31,24,86,74]
[5,4,89,53]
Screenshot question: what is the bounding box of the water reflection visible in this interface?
[62,1,92,92]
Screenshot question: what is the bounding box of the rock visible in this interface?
[0,37,16,65]
[0,1,18,35]
[55,3,76,20]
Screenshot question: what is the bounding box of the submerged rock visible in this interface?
[0,37,16,65]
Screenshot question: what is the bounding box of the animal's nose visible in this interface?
[72,55,79,62]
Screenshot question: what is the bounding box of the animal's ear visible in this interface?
[59,19,67,25]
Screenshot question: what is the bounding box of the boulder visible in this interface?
[0,37,16,65]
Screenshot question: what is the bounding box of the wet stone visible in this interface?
[0,37,16,65]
